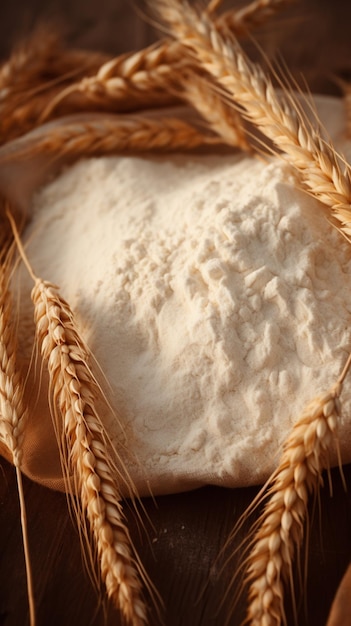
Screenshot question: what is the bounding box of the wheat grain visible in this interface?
[0,28,110,143]
[0,29,60,100]
[32,276,150,625]
[0,251,27,470]
[41,44,245,144]
[31,278,149,625]
[40,39,187,121]
[0,71,117,145]
[1,83,167,144]
[176,69,249,149]
[0,114,222,163]
[7,209,154,625]
[0,87,70,143]
[155,0,351,238]
[0,1,295,140]
[221,352,351,626]
[0,27,108,99]
[41,0,292,122]
[241,362,350,626]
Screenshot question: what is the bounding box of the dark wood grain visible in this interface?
[1,0,351,93]
[1,457,351,626]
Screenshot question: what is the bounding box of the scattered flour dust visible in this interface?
[18,148,351,495]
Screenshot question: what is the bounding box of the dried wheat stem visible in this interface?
[243,380,346,626]
[15,466,36,626]
[0,253,35,625]
[1,114,222,163]
[156,0,351,237]
[30,277,149,626]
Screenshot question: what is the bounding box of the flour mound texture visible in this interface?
[19,112,351,496]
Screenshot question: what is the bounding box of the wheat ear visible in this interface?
[1,79,128,144]
[156,0,351,238]
[0,87,74,143]
[40,0,292,122]
[40,39,186,122]
[0,253,27,467]
[0,27,109,100]
[0,28,61,99]
[0,30,110,143]
[8,213,151,626]
[240,354,351,626]
[0,114,222,163]
[32,280,149,625]
[0,250,35,626]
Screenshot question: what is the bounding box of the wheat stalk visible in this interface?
[0,114,222,163]
[240,353,351,626]
[0,248,35,625]
[155,0,351,238]
[8,212,153,626]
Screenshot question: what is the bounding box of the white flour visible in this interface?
[17,99,351,496]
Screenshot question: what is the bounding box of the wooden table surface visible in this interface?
[1,1,351,625]
[1,457,351,625]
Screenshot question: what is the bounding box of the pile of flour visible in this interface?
[17,99,351,496]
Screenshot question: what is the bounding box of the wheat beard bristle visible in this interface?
[30,277,150,626]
